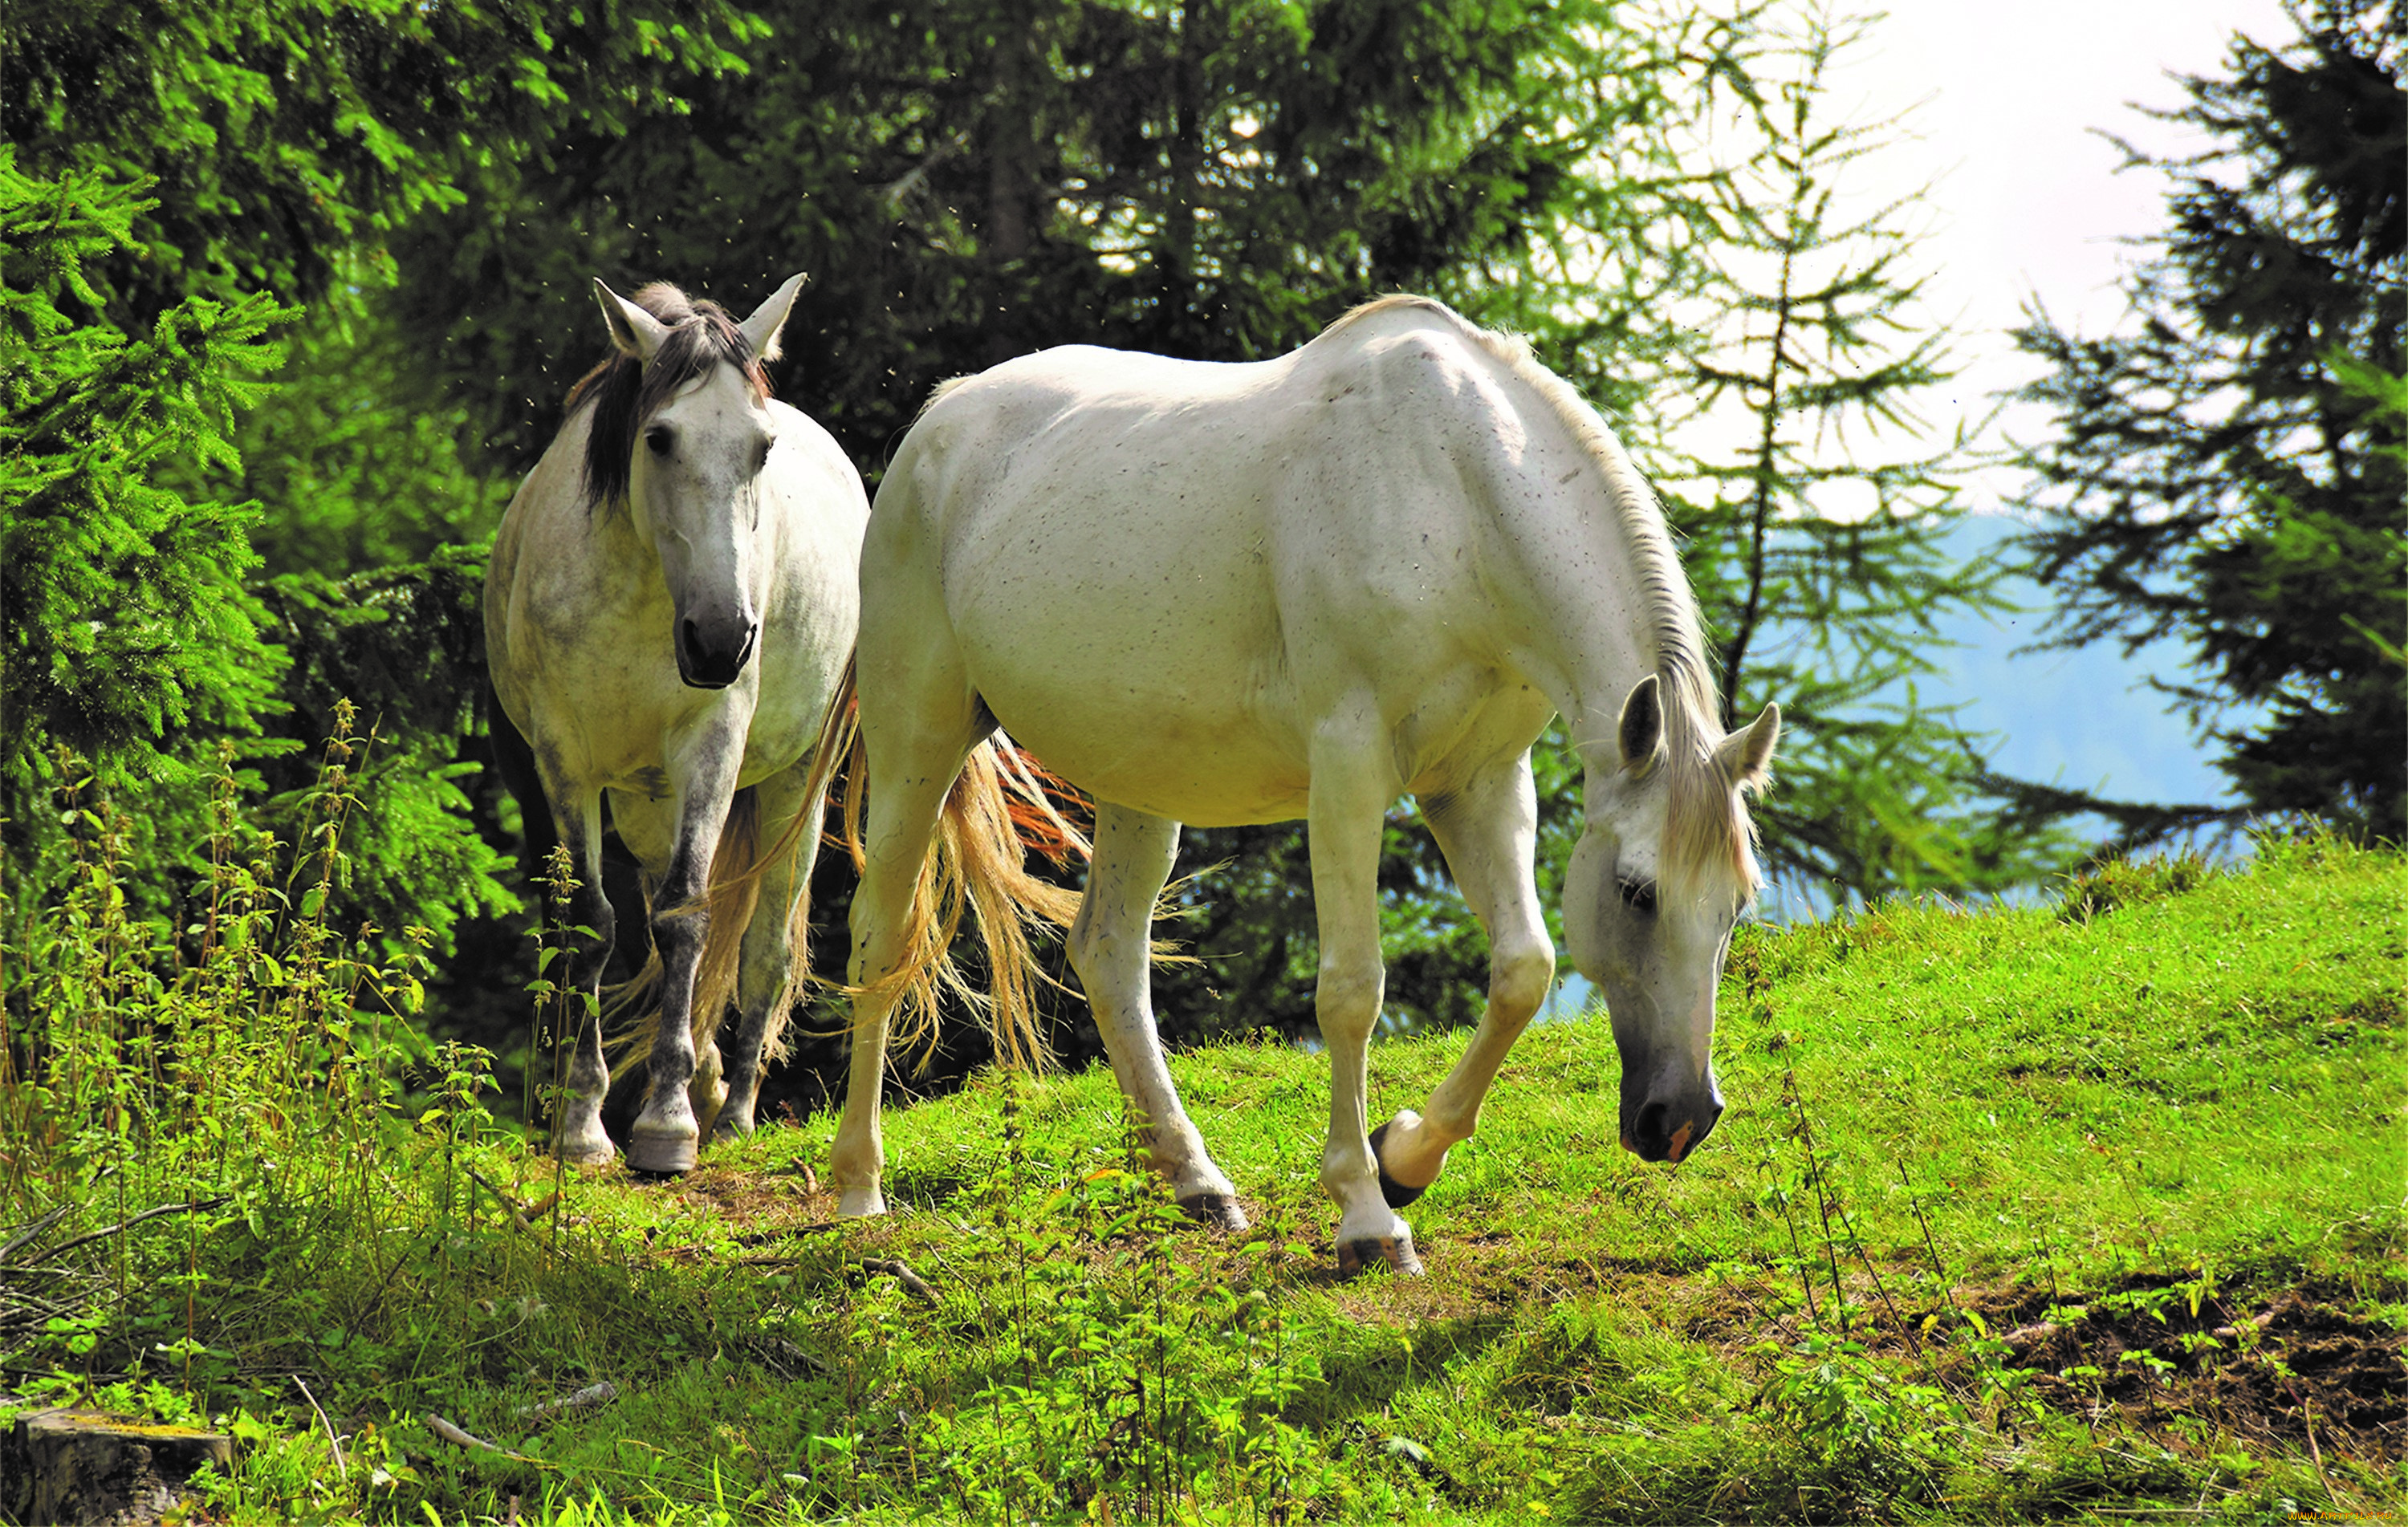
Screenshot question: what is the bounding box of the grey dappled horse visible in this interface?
[486,276,865,1172]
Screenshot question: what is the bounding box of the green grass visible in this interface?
[3,826,2402,1524]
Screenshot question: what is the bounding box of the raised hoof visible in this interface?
[1336,1232,1424,1280]
[1366,1119,1429,1209]
[624,1131,698,1176]
[1176,1192,1252,1233]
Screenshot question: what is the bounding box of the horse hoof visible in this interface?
[1366,1119,1429,1208]
[625,1131,698,1175]
[1176,1192,1251,1233]
[709,1113,754,1146]
[553,1126,616,1168]
[1336,1231,1423,1280]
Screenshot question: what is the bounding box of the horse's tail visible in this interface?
[813,654,1089,1074]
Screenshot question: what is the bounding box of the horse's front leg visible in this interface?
[547,788,620,1166]
[624,749,744,1176]
[1069,803,1247,1230]
[714,760,824,1143]
[1370,756,1553,1204]
[1308,724,1421,1277]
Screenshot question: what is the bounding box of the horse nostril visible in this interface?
[680,617,702,660]
[1633,1101,1670,1156]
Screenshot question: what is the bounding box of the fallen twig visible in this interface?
[424,1412,534,1462]
[463,1168,561,1239]
[749,1337,828,1379]
[511,1382,618,1423]
[731,1221,850,1248]
[0,1206,71,1265]
[40,1197,230,1262]
[294,1376,346,1480]
[864,1257,937,1305]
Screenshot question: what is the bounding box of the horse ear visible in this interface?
[1617,675,1663,775]
[1714,701,1781,790]
[594,278,669,363]
[740,273,808,365]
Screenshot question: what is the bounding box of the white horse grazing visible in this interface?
[828,295,1780,1275]
[485,276,867,1173]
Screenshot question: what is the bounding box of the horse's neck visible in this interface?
[1480,451,1677,765]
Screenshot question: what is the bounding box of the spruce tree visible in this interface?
[0,152,291,794]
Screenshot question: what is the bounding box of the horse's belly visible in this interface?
[992,693,1310,826]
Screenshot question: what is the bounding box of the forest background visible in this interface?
[2,0,2399,1111]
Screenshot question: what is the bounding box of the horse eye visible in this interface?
[645,426,673,456]
[1618,879,1658,914]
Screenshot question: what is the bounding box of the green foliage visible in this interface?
[0,149,295,796]
[0,152,515,968]
[0,0,768,322]
[251,548,521,952]
[392,0,1743,473]
[2012,0,2406,843]
[214,304,516,576]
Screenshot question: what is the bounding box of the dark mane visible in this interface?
[565,282,773,511]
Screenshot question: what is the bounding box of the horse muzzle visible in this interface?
[1619,1089,1723,1165]
[676,615,759,690]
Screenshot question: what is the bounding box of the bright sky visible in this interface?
[1836,0,2296,458]
[1819,0,2296,816]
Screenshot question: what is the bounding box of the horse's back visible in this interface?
[872,305,1564,822]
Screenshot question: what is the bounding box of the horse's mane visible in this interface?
[565,282,774,512]
[1329,295,1764,903]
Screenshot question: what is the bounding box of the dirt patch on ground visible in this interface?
[1594,1262,2407,1466]
[1986,1284,2408,1464]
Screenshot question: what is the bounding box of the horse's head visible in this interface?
[589,274,807,689]
[1564,673,1779,1164]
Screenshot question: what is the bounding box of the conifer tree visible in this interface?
[2011,0,2405,844]
[0,152,291,794]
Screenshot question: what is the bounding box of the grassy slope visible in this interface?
[8,841,2401,1524]
[479,836,2401,1525]
[861,831,2402,1293]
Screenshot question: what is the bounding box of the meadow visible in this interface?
[2,762,2401,1524]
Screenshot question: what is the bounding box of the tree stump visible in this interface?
[0,1408,232,1525]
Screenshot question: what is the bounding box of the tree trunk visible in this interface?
[0,1408,233,1525]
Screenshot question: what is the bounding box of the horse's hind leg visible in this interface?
[1370,755,1552,1204]
[714,759,822,1143]
[1069,803,1246,1231]
[830,699,984,1217]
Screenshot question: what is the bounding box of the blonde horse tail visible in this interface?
[824,655,1091,1074]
